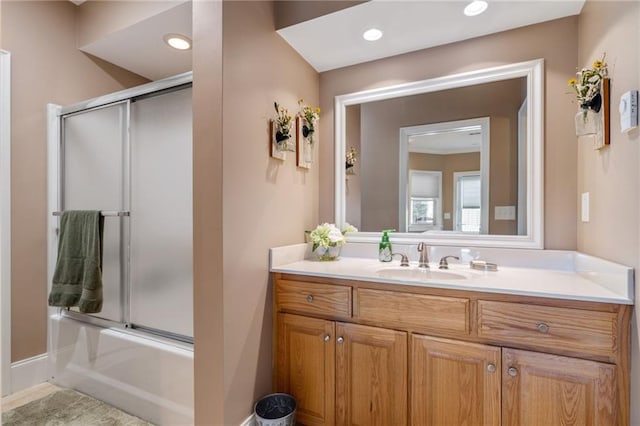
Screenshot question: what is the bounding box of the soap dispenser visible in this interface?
[379,229,394,262]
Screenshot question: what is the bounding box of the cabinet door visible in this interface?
[275,313,335,426]
[335,322,407,425]
[411,335,501,426]
[503,348,616,426]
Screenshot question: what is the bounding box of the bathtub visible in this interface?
[48,314,194,425]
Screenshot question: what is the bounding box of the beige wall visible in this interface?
[575,1,640,423]
[320,16,579,249]
[192,1,224,424]
[274,0,365,29]
[358,80,521,234]
[0,0,148,362]
[221,2,319,424]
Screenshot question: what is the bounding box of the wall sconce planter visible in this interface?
[296,116,314,169]
[346,146,357,176]
[270,102,295,160]
[568,56,609,150]
[270,120,295,160]
[574,78,610,150]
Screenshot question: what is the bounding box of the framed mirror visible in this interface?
[335,59,544,248]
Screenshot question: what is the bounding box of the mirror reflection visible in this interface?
[345,77,528,236]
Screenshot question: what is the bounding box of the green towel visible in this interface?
[48,211,105,313]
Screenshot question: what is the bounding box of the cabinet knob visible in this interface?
[306,294,314,303]
[323,334,330,342]
[487,363,496,373]
[508,367,518,377]
[337,336,344,344]
[537,323,549,333]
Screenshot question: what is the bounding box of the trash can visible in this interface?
[254,393,296,426]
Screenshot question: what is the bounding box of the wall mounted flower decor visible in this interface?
[346,146,357,175]
[296,99,320,168]
[270,101,295,160]
[568,54,610,150]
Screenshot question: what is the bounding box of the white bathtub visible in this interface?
[48,314,194,425]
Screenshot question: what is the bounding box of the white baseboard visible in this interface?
[240,414,255,426]
[10,353,48,393]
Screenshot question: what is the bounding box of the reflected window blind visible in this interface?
[460,175,481,208]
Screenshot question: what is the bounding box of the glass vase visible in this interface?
[313,245,342,261]
[575,107,600,137]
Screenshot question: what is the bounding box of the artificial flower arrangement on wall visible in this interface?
[296,99,320,169]
[346,146,357,175]
[309,222,358,261]
[270,101,295,160]
[568,54,610,150]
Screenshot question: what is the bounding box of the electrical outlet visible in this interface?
[581,192,589,222]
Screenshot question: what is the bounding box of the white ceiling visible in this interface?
[78,1,192,81]
[410,128,482,155]
[277,0,584,72]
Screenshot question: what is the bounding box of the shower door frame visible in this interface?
[47,72,193,346]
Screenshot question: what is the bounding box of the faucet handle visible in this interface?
[439,255,460,270]
[391,252,410,267]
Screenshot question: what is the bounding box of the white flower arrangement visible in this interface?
[309,222,357,252]
[568,54,608,110]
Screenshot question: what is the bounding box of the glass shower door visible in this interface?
[129,87,193,339]
[61,101,129,323]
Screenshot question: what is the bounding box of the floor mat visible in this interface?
[1,389,153,426]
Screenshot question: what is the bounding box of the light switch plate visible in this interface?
[444,212,451,220]
[495,206,516,220]
[581,192,589,222]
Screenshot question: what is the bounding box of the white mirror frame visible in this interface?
[335,59,544,249]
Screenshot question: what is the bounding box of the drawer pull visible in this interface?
[306,294,314,303]
[508,367,518,377]
[537,323,549,333]
[337,336,344,344]
[323,334,330,342]
[487,363,496,373]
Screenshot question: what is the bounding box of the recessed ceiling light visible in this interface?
[362,28,383,42]
[464,0,488,16]
[163,33,192,50]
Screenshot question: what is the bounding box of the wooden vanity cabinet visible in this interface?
[275,313,407,426]
[272,273,631,426]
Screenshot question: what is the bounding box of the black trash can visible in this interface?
[254,393,296,426]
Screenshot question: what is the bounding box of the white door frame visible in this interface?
[0,49,12,396]
[399,117,490,233]
[517,99,527,235]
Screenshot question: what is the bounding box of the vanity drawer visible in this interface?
[477,300,617,358]
[276,279,352,318]
[355,288,469,335]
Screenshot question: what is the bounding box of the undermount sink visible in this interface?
[376,267,469,281]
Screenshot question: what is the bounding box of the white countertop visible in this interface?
[270,243,634,305]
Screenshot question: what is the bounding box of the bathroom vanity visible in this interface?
[270,244,633,426]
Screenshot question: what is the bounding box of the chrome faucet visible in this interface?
[417,242,429,268]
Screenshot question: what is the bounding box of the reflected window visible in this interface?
[411,197,436,225]
[454,172,481,233]
[408,170,442,232]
